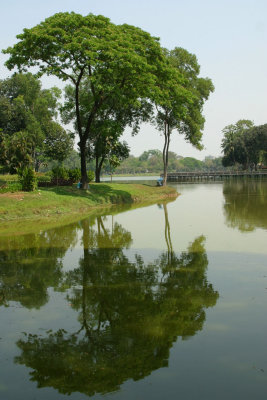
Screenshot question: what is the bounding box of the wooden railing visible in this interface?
[162,171,267,181]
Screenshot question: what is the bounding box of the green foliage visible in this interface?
[39,150,81,173]
[0,129,33,173]
[221,120,267,169]
[62,150,81,170]
[3,12,165,186]
[100,140,130,180]
[18,167,37,191]
[153,47,214,184]
[51,167,90,183]
[68,168,81,183]
[115,150,224,174]
[0,184,177,226]
[0,165,10,174]
[0,73,73,173]
[221,120,254,168]
[0,181,22,193]
[51,166,69,181]
[36,173,51,183]
[43,121,73,162]
[87,170,95,182]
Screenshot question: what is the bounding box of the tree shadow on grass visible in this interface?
[41,184,134,204]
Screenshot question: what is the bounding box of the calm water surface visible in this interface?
[0,180,267,399]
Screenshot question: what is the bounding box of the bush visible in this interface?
[0,174,19,182]
[0,182,22,193]
[68,168,81,183]
[88,170,95,182]
[18,167,37,191]
[36,173,51,182]
[51,166,69,181]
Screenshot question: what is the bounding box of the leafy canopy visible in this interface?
[3,12,165,184]
[0,73,73,172]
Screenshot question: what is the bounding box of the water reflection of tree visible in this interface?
[0,223,78,308]
[223,180,267,231]
[15,207,218,397]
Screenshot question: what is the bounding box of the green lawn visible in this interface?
[0,183,178,234]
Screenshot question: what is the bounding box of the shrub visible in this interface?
[68,168,81,182]
[0,182,22,193]
[51,166,69,181]
[36,173,51,182]
[18,167,37,191]
[0,174,19,182]
[88,170,95,182]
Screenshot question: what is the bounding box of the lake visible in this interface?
[0,179,267,399]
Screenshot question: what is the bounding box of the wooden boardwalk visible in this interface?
[164,171,267,182]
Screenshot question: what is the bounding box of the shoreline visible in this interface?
[0,183,178,235]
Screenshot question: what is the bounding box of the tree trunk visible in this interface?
[95,156,105,183]
[35,160,39,173]
[79,140,89,189]
[95,167,101,183]
[95,155,100,183]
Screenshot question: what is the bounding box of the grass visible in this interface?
[0,183,178,234]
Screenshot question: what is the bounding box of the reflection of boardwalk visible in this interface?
[164,171,267,181]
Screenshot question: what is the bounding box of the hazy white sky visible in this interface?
[1,0,267,159]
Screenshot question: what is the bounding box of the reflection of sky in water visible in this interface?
[110,182,267,254]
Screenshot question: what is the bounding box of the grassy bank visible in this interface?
[0,183,178,228]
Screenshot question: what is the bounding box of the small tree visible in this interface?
[18,166,37,191]
[104,141,130,182]
[0,129,33,173]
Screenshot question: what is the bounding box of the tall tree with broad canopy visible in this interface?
[154,47,214,185]
[3,12,164,188]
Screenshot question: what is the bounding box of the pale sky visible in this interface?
[1,0,267,159]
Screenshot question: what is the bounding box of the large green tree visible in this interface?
[221,121,267,170]
[244,124,267,169]
[0,73,73,172]
[221,119,254,169]
[154,47,214,185]
[4,12,164,188]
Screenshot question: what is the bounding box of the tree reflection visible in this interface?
[15,206,218,396]
[223,180,267,231]
[0,223,78,308]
